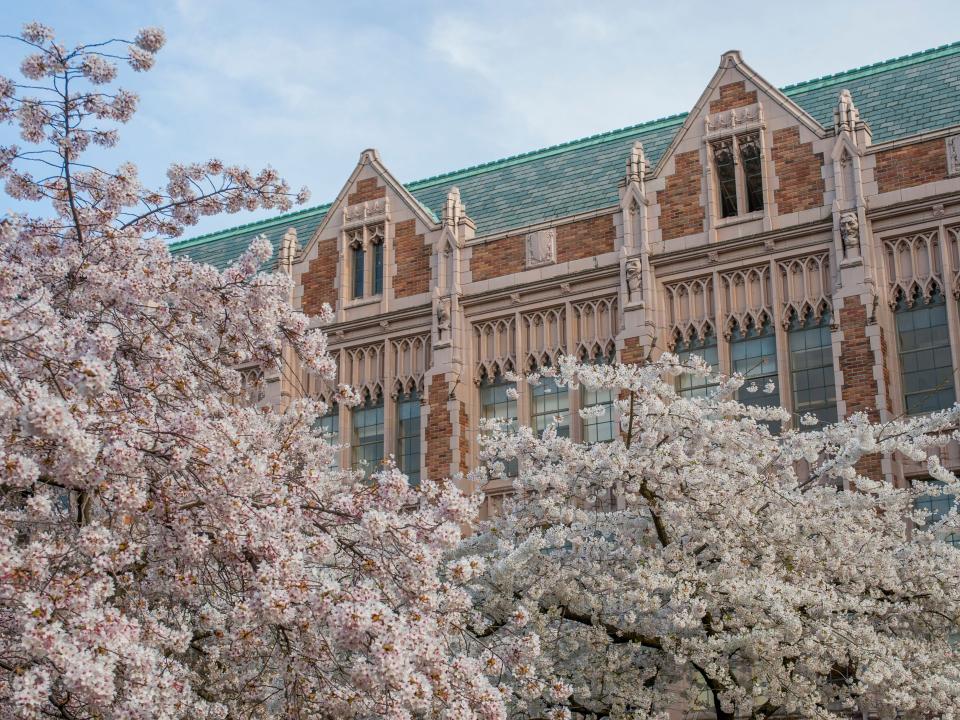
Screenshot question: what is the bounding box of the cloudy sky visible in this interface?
[2,0,959,238]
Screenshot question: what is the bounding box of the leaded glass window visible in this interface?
[351,392,384,478]
[351,240,365,299]
[371,226,384,295]
[480,371,518,476]
[581,349,616,444]
[895,285,955,415]
[531,375,569,438]
[317,401,340,467]
[914,478,960,547]
[675,328,719,398]
[712,139,738,218]
[789,309,837,427]
[730,317,780,430]
[396,392,421,486]
[739,133,764,213]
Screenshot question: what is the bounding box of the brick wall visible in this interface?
[771,126,825,214]
[347,177,386,205]
[469,235,525,281]
[659,150,705,241]
[556,215,616,262]
[620,336,646,365]
[393,219,430,297]
[301,238,338,315]
[459,399,469,474]
[874,139,948,194]
[709,82,757,114]
[837,297,888,479]
[426,374,453,480]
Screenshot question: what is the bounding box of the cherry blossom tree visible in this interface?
[0,23,515,719]
[464,357,960,720]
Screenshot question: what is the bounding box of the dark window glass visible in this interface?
[675,329,720,398]
[713,140,738,218]
[480,373,518,476]
[581,350,616,444]
[730,317,780,431]
[372,240,384,295]
[351,394,384,477]
[739,133,764,213]
[531,375,569,438]
[396,392,421,486]
[895,286,955,415]
[351,243,365,299]
[914,479,960,547]
[789,309,837,427]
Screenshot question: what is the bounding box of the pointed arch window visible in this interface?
[351,389,384,477]
[674,327,719,398]
[371,224,385,295]
[895,284,955,415]
[347,223,386,300]
[711,132,764,219]
[396,390,421,486]
[479,369,518,476]
[788,307,837,427]
[350,231,365,300]
[580,346,616,444]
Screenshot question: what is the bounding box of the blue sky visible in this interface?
[2,0,960,238]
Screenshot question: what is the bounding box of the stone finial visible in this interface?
[719,50,743,68]
[359,148,380,164]
[442,186,463,227]
[834,89,860,134]
[278,228,298,273]
[627,141,646,185]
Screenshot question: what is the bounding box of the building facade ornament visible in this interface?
[525,228,556,268]
[839,211,860,257]
[625,258,642,301]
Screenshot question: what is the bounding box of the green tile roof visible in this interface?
[172,40,960,269]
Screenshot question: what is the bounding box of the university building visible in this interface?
[173,42,960,518]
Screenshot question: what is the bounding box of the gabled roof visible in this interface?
[171,40,960,269]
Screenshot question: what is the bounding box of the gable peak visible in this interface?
[720,50,744,68]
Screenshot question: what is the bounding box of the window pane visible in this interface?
[730,317,781,431]
[895,288,955,415]
[675,329,719,398]
[372,241,384,295]
[739,133,764,213]
[396,392,421,486]
[713,140,738,218]
[914,478,960,547]
[480,374,518,475]
[789,310,837,428]
[351,396,384,478]
[317,402,340,467]
[351,244,365,299]
[581,350,616,443]
[531,376,569,438]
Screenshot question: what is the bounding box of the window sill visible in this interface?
[714,210,765,229]
[345,294,383,309]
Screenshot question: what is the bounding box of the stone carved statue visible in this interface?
[625,258,642,301]
[436,298,451,337]
[839,211,860,257]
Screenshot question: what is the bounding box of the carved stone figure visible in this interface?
[436,298,451,337]
[839,211,860,257]
[625,258,642,300]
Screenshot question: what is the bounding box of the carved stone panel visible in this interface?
[525,228,556,268]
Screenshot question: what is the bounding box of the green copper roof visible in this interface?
[172,40,960,269]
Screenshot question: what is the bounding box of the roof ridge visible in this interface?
[781,40,960,94]
[169,201,332,250]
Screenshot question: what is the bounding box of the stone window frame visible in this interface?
[702,103,774,233]
[346,223,386,302]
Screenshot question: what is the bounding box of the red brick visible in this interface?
[301,238,338,315]
[659,150,704,241]
[347,177,386,206]
[771,126,825,215]
[874,139,948,193]
[709,82,757,114]
[393,219,430,297]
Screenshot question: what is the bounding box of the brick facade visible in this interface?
[771,126,825,214]
[468,234,525,281]
[393,219,430,297]
[426,374,453,480]
[658,150,704,241]
[709,81,758,114]
[301,238,338,315]
[874,139,949,193]
[556,215,616,263]
[347,177,386,206]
